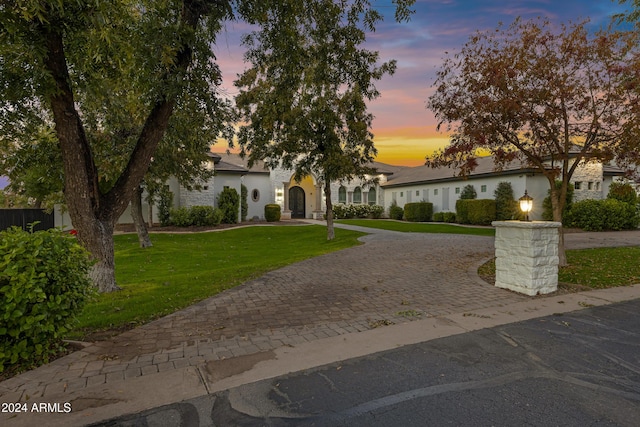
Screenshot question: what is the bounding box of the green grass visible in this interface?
[559,247,640,288]
[336,219,495,236]
[71,225,364,338]
[479,246,640,289]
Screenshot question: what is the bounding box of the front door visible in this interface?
[289,186,305,218]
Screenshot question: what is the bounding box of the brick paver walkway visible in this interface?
[1,223,637,404]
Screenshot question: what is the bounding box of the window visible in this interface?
[353,187,362,204]
[338,186,347,203]
[434,189,439,196]
[416,190,420,196]
[400,191,404,197]
[588,182,593,190]
[480,185,487,193]
[368,187,376,205]
[203,185,209,191]
[455,187,460,194]
[595,182,601,191]
[251,189,260,202]
[574,181,582,190]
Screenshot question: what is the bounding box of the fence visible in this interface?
[0,209,55,232]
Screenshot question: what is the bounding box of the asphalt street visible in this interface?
[93,298,640,427]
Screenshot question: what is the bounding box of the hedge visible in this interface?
[404,202,433,222]
[389,202,404,220]
[564,199,639,231]
[169,206,223,227]
[456,199,496,225]
[332,204,384,219]
[0,227,93,372]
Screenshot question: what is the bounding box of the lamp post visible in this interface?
[519,190,533,221]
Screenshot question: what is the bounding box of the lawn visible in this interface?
[336,219,495,236]
[478,246,640,289]
[71,225,364,339]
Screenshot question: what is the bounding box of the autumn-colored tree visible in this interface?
[427,18,639,265]
[234,0,414,240]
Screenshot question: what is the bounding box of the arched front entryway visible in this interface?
[289,186,306,218]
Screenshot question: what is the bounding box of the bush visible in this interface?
[494,182,519,220]
[218,188,240,224]
[460,184,477,200]
[265,204,281,222]
[607,182,638,205]
[169,206,223,227]
[332,203,385,219]
[467,199,497,225]
[442,212,457,223]
[455,199,471,224]
[542,181,574,221]
[433,212,444,222]
[0,227,93,372]
[565,199,639,231]
[169,207,191,227]
[389,201,404,220]
[404,202,433,222]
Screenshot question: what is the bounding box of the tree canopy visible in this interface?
[1,1,233,292]
[234,0,414,239]
[427,17,640,265]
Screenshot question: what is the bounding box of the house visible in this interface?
[154,153,627,223]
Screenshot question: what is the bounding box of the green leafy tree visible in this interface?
[234,0,414,240]
[607,181,638,205]
[427,18,638,265]
[1,1,233,292]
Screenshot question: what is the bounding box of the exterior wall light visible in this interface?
[519,190,533,221]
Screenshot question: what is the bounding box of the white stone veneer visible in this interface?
[492,220,562,296]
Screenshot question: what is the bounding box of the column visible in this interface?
[492,221,562,296]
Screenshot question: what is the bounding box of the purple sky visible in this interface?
[214,0,630,165]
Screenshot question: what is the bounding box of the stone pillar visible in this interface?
[282,182,292,220]
[492,221,562,296]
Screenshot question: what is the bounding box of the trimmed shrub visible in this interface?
[265,204,281,222]
[442,212,457,223]
[565,199,640,231]
[460,184,477,200]
[433,212,444,222]
[494,182,519,220]
[389,201,404,220]
[169,207,191,227]
[332,203,385,219]
[189,206,223,226]
[0,227,93,372]
[467,199,497,225]
[369,205,384,219]
[218,188,240,224]
[456,199,495,225]
[404,202,433,222]
[455,199,471,224]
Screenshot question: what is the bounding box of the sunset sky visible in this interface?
[214,0,631,166]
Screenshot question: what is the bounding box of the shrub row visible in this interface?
[433,211,457,223]
[564,199,639,231]
[0,227,93,372]
[404,202,433,222]
[388,202,404,220]
[332,203,384,219]
[169,205,223,227]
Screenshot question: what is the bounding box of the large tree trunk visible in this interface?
[39,4,203,292]
[132,185,153,248]
[324,180,335,240]
[550,184,568,267]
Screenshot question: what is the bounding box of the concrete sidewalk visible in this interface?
[1,224,639,426]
